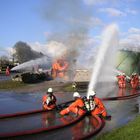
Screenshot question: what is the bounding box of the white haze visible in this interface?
[30,41,67,59]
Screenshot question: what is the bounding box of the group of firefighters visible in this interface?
[116,73,139,89]
[42,88,108,119]
[42,73,140,119]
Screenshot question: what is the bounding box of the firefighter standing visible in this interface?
[5,66,10,76]
[72,82,77,91]
[60,92,86,116]
[116,73,126,88]
[42,88,57,110]
[130,73,139,89]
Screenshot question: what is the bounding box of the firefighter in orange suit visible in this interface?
[42,88,56,110]
[116,73,126,88]
[60,92,86,116]
[88,90,107,118]
[130,73,139,89]
[6,66,10,76]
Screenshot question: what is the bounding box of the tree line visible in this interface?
[0,41,44,70]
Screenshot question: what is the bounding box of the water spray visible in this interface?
[11,56,52,71]
[87,24,119,98]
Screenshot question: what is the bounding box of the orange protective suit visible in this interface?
[91,97,107,117]
[130,74,139,89]
[60,98,86,116]
[116,75,126,88]
[42,94,56,110]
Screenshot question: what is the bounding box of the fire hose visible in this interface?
[0,92,140,139]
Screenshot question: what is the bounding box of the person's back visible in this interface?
[94,97,106,113]
[60,92,85,116]
[69,98,84,108]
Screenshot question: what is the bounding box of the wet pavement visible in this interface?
[0,81,140,140]
[0,74,11,81]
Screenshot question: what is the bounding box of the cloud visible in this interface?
[0,47,14,57]
[120,27,140,52]
[29,41,67,59]
[125,9,137,15]
[128,27,140,34]
[99,8,126,17]
[83,0,107,5]
[99,7,138,17]
[83,0,136,5]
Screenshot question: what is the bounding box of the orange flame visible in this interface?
[52,59,68,79]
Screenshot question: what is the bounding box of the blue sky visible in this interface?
[0,0,140,56]
[0,0,47,46]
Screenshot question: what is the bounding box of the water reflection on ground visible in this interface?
[0,82,140,140]
[0,74,11,81]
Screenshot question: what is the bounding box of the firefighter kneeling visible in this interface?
[60,91,110,120]
[60,92,86,116]
[42,88,57,110]
[87,90,108,119]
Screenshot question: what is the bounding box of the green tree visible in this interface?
[0,55,10,71]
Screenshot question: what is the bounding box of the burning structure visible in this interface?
[52,59,68,79]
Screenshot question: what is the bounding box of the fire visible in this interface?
[52,59,68,79]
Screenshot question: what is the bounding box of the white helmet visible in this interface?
[134,73,137,75]
[47,88,53,93]
[73,92,81,98]
[89,90,96,96]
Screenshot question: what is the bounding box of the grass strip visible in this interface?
[0,80,27,89]
[95,115,140,140]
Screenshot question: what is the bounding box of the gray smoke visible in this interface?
[12,0,102,74]
[40,0,100,71]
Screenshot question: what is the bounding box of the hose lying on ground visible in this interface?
[0,113,85,138]
[0,100,73,119]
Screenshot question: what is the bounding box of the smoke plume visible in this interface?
[12,0,102,76]
[40,0,101,71]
